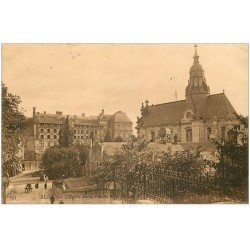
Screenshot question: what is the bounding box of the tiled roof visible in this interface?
[37,113,102,126]
[204,93,236,119]
[74,118,101,126]
[111,111,132,123]
[140,93,236,127]
[140,100,186,126]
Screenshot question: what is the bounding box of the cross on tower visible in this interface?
[145,100,149,106]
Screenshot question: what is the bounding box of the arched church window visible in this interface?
[150,131,155,142]
[186,128,192,142]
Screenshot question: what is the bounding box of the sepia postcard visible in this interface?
[1,44,248,204]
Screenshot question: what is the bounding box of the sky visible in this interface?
[2,44,248,133]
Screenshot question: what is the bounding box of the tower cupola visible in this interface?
[185,44,210,96]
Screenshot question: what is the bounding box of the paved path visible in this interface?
[6,170,56,204]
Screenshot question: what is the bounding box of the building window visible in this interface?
[74,130,76,134]
[74,136,76,139]
[207,127,212,141]
[47,129,50,133]
[40,128,44,133]
[81,136,83,139]
[81,130,83,134]
[54,135,57,139]
[47,135,50,139]
[186,128,192,142]
[86,130,89,134]
[40,135,44,139]
[54,129,57,133]
[78,136,80,139]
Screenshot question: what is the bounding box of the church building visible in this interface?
[136,45,240,144]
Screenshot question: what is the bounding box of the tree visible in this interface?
[104,130,112,142]
[213,114,248,202]
[58,116,74,147]
[2,83,26,203]
[42,134,89,179]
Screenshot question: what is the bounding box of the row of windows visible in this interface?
[40,135,58,140]
[74,135,89,140]
[74,125,100,129]
[40,123,61,128]
[41,142,58,147]
[73,130,98,135]
[40,128,59,133]
[40,134,94,140]
[40,128,101,134]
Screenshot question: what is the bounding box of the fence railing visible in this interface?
[90,164,235,204]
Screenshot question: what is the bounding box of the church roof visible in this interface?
[139,93,237,127]
[204,93,237,119]
[139,100,186,126]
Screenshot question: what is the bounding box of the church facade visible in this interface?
[136,45,240,144]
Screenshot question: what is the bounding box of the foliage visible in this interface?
[43,115,89,179]
[159,146,213,175]
[58,116,74,147]
[212,114,248,202]
[104,130,112,142]
[42,146,81,179]
[2,83,26,176]
[91,140,212,194]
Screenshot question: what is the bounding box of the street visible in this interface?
[6,170,55,204]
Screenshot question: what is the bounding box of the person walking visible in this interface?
[44,182,47,189]
[35,183,39,189]
[50,195,55,204]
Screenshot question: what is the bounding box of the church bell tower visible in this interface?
[185,44,210,119]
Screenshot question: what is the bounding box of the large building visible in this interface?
[136,45,240,144]
[22,108,133,161]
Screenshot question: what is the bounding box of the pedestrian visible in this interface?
[44,182,47,189]
[50,195,55,204]
[59,200,64,204]
[35,183,39,189]
[25,184,29,193]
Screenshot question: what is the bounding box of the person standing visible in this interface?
[44,182,47,189]
[50,195,55,204]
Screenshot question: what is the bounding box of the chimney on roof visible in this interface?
[82,113,85,117]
